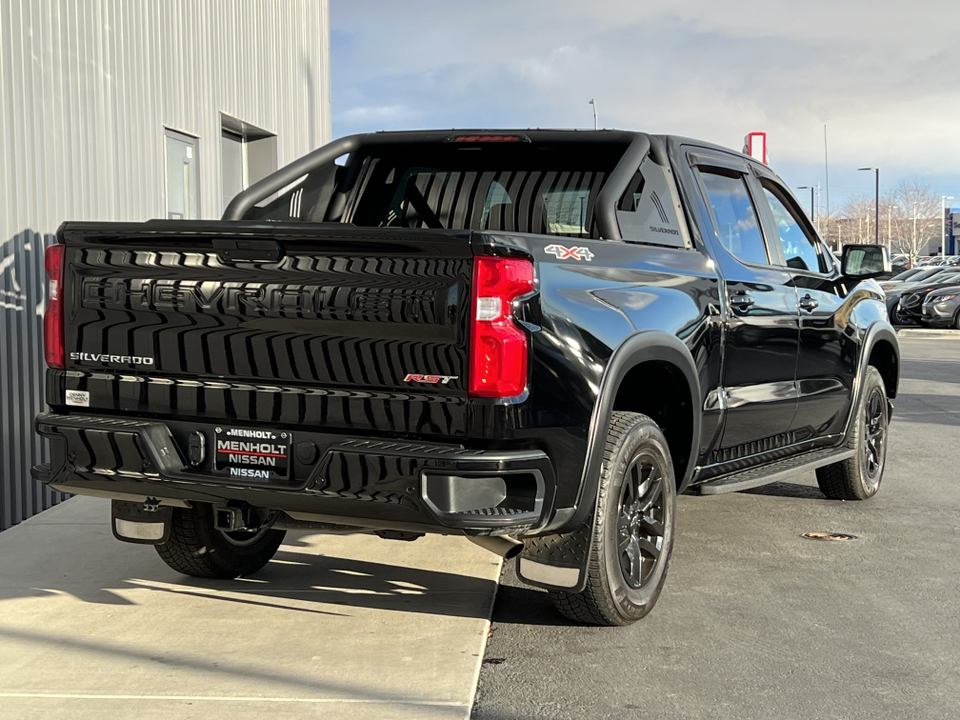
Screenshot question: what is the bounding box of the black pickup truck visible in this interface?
[33,129,898,626]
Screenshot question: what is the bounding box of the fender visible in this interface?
[841,320,900,443]
[571,330,701,525]
[518,330,701,593]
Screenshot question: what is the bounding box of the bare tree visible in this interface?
[836,193,877,245]
[832,182,943,260]
[885,181,941,260]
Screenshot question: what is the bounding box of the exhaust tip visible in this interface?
[466,534,524,559]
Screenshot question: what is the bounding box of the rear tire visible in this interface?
[155,503,286,579]
[816,366,889,500]
[550,412,676,626]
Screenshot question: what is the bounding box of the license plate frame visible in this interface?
[212,427,292,482]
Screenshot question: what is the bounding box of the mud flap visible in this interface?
[515,519,594,593]
[111,499,173,545]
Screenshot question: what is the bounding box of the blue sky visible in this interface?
[330,0,959,215]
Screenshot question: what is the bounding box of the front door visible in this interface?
[752,177,854,441]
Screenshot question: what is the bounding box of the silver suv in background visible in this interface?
[921,287,960,329]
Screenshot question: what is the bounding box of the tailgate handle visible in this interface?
[213,238,283,262]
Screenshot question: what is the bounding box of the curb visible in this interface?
[895,328,960,338]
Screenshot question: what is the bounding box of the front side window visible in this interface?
[761,184,827,273]
[699,170,768,265]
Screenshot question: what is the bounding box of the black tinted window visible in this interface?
[699,170,768,265]
[346,143,626,238]
[761,184,827,273]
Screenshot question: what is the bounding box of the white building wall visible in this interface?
[1,0,331,228]
[0,0,331,529]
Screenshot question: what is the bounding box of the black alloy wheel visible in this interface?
[550,411,676,626]
[860,381,887,490]
[616,453,667,590]
[816,366,888,501]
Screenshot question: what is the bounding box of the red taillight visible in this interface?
[469,256,534,398]
[43,244,65,369]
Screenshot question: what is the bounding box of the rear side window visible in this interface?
[699,170,769,265]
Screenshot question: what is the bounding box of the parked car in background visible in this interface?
[893,272,960,325]
[881,266,956,293]
[916,255,960,267]
[890,254,911,274]
[881,267,930,289]
[921,287,960,329]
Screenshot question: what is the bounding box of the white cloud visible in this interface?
[338,104,413,123]
[331,0,960,205]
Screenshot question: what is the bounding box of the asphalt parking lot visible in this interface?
[474,331,960,719]
[2,332,958,720]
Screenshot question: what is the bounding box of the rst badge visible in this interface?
[544,244,594,261]
[404,373,458,385]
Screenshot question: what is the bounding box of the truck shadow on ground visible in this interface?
[170,547,499,620]
[487,581,576,627]
[0,543,498,621]
[739,481,827,499]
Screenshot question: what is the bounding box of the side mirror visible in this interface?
[841,244,891,279]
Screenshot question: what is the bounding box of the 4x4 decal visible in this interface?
[544,244,594,262]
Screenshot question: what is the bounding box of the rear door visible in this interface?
[62,222,473,438]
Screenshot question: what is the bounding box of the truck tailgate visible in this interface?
[59,221,472,437]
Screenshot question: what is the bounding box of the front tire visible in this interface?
[816,366,889,500]
[155,503,286,579]
[550,412,676,626]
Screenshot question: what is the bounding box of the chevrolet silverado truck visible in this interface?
[33,129,899,626]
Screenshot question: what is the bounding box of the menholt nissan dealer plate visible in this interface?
[213,427,292,481]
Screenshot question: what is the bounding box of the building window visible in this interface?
[220,114,278,213]
[164,129,200,220]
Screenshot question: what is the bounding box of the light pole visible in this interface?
[797,186,815,224]
[858,167,879,244]
[942,195,954,256]
[913,201,918,259]
[588,99,597,130]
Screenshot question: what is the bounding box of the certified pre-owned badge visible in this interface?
[544,244,594,261]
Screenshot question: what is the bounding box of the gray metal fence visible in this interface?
[1,231,63,531]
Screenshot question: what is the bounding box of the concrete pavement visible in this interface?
[0,496,502,719]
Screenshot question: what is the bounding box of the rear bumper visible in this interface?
[33,413,555,536]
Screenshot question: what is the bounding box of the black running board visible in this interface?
[694,447,856,495]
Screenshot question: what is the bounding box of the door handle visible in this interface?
[798,294,819,312]
[729,293,755,313]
